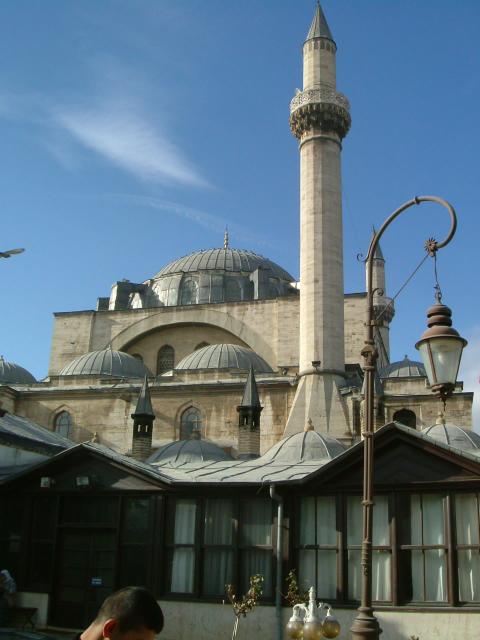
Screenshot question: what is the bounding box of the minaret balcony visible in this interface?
[289,87,351,140]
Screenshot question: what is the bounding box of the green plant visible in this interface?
[284,569,309,607]
[225,574,263,640]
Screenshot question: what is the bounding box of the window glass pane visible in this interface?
[410,495,423,545]
[347,497,362,546]
[317,550,336,599]
[299,498,315,545]
[372,496,389,546]
[28,541,54,590]
[122,498,150,544]
[423,495,445,545]
[240,499,271,546]
[298,549,316,592]
[180,407,202,440]
[458,549,480,602]
[119,546,148,587]
[61,496,118,525]
[455,494,479,545]
[372,551,391,601]
[316,497,336,545]
[203,549,233,596]
[241,549,272,596]
[204,499,233,545]
[174,499,197,544]
[171,548,195,593]
[157,345,174,374]
[425,550,447,601]
[347,549,361,600]
[32,497,57,539]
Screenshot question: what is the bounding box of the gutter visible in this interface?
[270,483,284,640]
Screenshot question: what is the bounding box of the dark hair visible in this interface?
[95,587,164,634]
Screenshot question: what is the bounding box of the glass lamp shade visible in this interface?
[303,620,324,640]
[417,336,465,388]
[286,619,304,639]
[322,614,341,639]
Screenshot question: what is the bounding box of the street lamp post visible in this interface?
[350,195,467,640]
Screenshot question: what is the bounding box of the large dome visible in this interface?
[59,348,151,378]
[379,356,426,379]
[175,344,273,373]
[0,356,36,385]
[127,248,296,310]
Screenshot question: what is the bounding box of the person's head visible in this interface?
[84,587,164,640]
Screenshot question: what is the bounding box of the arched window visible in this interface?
[393,408,417,429]
[180,407,202,440]
[54,411,72,438]
[157,345,175,375]
[195,342,209,351]
[179,277,199,305]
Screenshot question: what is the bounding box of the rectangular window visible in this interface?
[297,497,337,599]
[455,493,480,602]
[169,499,197,594]
[239,498,273,597]
[119,497,151,588]
[347,495,391,602]
[399,493,447,603]
[202,498,234,596]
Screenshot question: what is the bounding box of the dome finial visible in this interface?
[224,226,229,249]
[436,410,446,426]
[305,417,314,432]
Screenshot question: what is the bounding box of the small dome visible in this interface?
[175,343,273,373]
[260,425,346,464]
[0,356,36,384]
[59,349,151,378]
[379,355,426,379]
[422,422,480,454]
[147,435,233,466]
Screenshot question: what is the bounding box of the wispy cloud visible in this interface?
[105,194,271,248]
[52,103,209,188]
[459,325,480,431]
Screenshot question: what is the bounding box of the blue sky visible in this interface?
[1,1,479,423]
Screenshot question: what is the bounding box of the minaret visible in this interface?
[285,3,352,439]
[131,375,155,461]
[237,366,263,459]
[367,233,395,371]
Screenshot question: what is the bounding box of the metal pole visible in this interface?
[350,196,457,640]
[270,484,284,640]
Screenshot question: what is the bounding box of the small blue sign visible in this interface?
[91,577,103,586]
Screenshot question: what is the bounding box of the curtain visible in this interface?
[316,497,336,545]
[347,550,361,600]
[458,550,480,602]
[317,550,336,599]
[455,494,479,545]
[240,499,271,545]
[347,497,362,546]
[241,549,272,595]
[299,498,315,545]
[372,496,389,546]
[203,499,234,595]
[372,551,391,601]
[299,549,316,591]
[409,495,446,602]
[171,500,196,593]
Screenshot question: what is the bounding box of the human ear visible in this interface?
[102,619,117,639]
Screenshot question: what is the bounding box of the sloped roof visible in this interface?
[0,412,73,454]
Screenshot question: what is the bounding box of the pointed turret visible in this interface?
[237,366,263,459]
[131,376,155,461]
[306,2,333,42]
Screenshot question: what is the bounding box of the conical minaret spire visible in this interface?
[306,2,333,42]
[131,375,155,461]
[237,366,263,459]
[285,5,352,440]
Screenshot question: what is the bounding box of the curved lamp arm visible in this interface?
[366,195,457,319]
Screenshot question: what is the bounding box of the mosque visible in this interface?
[0,5,479,640]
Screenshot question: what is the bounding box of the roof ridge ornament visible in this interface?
[305,417,314,432]
[224,226,229,249]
